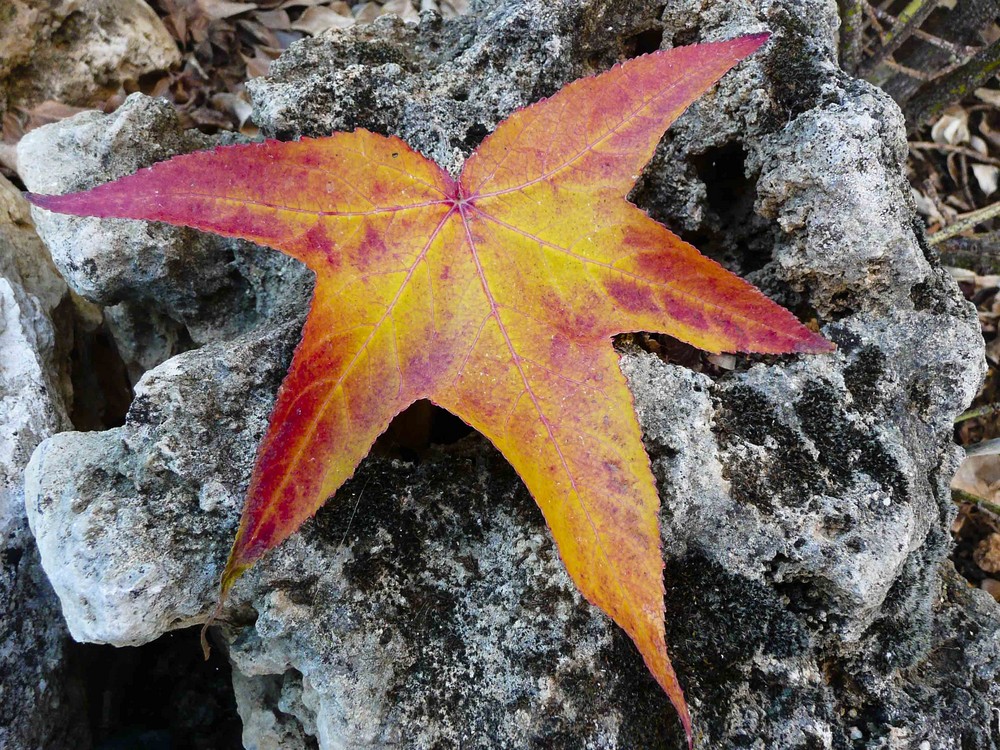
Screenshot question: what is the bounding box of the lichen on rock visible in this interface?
[15,0,998,748]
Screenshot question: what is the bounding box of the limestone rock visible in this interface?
[0,0,179,123]
[0,175,87,749]
[25,327,298,646]
[17,0,997,748]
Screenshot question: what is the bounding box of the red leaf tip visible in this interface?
[23,190,97,218]
[729,31,771,54]
[24,192,51,208]
[794,333,837,354]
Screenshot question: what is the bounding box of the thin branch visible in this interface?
[905,38,1000,129]
[909,141,1000,167]
[860,0,941,78]
[883,58,940,81]
[936,232,1000,267]
[956,403,1000,423]
[929,200,1000,244]
[865,1,889,44]
[838,0,866,73]
[953,488,1000,518]
[869,5,978,57]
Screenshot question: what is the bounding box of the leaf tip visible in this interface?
[24,189,101,218]
[733,31,771,54]
[678,701,693,749]
[24,192,54,210]
[794,331,837,354]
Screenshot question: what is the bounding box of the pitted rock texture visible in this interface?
[0,175,87,749]
[17,0,996,748]
[25,328,299,646]
[225,444,676,749]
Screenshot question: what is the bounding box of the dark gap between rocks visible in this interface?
[375,399,474,458]
[687,141,773,275]
[67,311,133,431]
[625,26,664,57]
[76,627,242,750]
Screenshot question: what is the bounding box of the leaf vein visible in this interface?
[471,68,695,199]
[245,207,457,542]
[456,203,632,615]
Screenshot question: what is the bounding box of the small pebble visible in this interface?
[849,726,863,740]
[980,578,1000,601]
[974,533,1000,573]
[919,742,931,750]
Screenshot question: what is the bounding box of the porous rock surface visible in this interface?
[17,0,998,748]
[0,175,87,749]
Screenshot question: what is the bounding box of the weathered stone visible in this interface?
[24,326,299,646]
[0,0,179,123]
[248,1,670,176]
[17,0,997,748]
[0,174,87,749]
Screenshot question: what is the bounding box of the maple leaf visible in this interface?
[28,33,832,744]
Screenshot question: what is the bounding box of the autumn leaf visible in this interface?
[28,33,832,744]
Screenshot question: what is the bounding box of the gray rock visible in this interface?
[0,175,87,749]
[0,0,179,124]
[24,326,299,646]
[248,2,670,176]
[17,0,997,748]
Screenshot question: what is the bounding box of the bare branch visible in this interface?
[904,38,1000,129]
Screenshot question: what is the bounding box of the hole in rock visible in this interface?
[671,26,701,47]
[76,627,242,750]
[463,123,490,151]
[694,142,750,219]
[686,141,773,275]
[2,546,22,567]
[625,27,664,57]
[374,399,473,458]
[616,331,735,379]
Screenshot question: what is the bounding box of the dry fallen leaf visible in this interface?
[290,4,355,34]
[972,164,1000,196]
[931,108,971,146]
[380,0,420,22]
[197,0,258,19]
[953,454,1000,502]
[975,533,1000,573]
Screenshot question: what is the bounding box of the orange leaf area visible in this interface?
[28,33,833,744]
